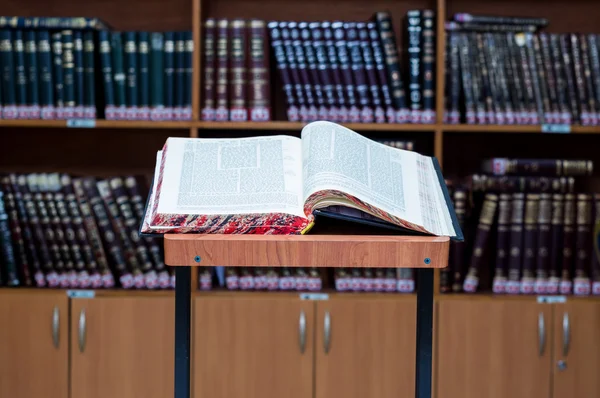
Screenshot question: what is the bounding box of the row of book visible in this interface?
[444,13,600,126]
[0,173,173,289]
[442,158,600,295]
[99,31,193,121]
[202,267,416,293]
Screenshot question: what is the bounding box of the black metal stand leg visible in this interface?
[175,267,191,398]
[415,268,434,398]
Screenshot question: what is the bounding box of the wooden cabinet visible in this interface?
[436,299,552,398]
[315,297,417,398]
[193,296,314,398]
[70,296,174,398]
[552,302,600,398]
[0,292,69,398]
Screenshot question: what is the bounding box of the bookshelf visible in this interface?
[2,0,600,397]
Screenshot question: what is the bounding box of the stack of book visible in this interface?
[444,13,600,126]
[267,10,436,124]
[0,16,107,120]
[99,30,193,121]
[442,158,600,296]
[201,18,271,122]
[0,173,172,290]
[220,267,323,291]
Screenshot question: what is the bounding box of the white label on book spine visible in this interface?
[299,293,329,301]
[541,124,571,134]
[67,290,96,299]
[537,296,567,304]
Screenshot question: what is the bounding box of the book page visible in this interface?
[301,121,455,236]
[156,135,305,218]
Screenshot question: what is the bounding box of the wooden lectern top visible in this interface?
[164,234,450,268]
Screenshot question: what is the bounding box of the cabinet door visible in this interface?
[193,296,314,398]
[315,297,417,398]
[553,302,600,397]
[436,300,552,398]
[70,296,174,398]
[0,292,69,398]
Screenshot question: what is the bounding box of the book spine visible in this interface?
[516,34,538,124]
[345,22,372,123]
[0,16,111,31]
[98,31,115,120]
[322,22,347,121]
[525,34,545,124]
[468,34,487,124]
[268,22,298,121]
[137,31,150,120]
[201,19,216,121]
[588,35,600,123]
[560,193,576,294]
[454,13,548,27]
[73,31,85,119]
[111,32,126,120]
[79,178,133,288]
[61,176,99,287]
[547,194,564,294]
[539,34,560,123]
[163,32,175,121]
[406,11,422,123]
[579,34,597,125]
[37,31,54,119]
[532,35,551,123]
[61,30,75,119]
[229,20,248,121]
[0,191,20,285]
[475,33,495,124]
[42,188,75,288]
[560,35,579,124]
[504,34,526,123]
[299,22,327,120]
[110,177,168,288]
[519,194,539,294]
[215,20,229,121]
[124,31,138,120]
[570,34,590,125]
[25,31,39,119]
[368,22,395,123]
[1,30,17,119]
[174,32,185,121]
[375,11,409,122]
[457,33,475,123]
[281,22,308,121]
[533,194,552,293]
[358,23,385,123]
[573,194,592,295]
[492,193,512,293]
[8,175,44,286]
[96,180,146,288]
[506,193,525,294]
[149,33,164,121]
[247,20,270,122]
[451,188,467,292]
[124,177,147,224]
[309,23,337,121]
[549,34,571,124]
[1,178,33,286]
[593,194,600,294]
[463,193,498,292]
[15,175,57,286]
[483,158,593,176]
[53,186,88,288]
[14,30,29,119]
[291,22,318,121]
[72,179,114,288]
[494,33,514,123]
[421,10,436,123]
[183,31,193,121]
[446,21,538,33]
[332,22,359,122]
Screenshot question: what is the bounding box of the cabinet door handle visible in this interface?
[299,310,306,354]
[323,311,331,354]
[78,309,86,353]
[562,312,570,357]
[52,306,60,349]
[538,312,545,356]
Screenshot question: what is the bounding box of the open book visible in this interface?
[142,121,462,239]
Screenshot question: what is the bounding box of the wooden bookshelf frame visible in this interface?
[2,0,600,298]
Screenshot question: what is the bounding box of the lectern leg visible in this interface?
[174,267,191,398]
[415,268,433,398]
